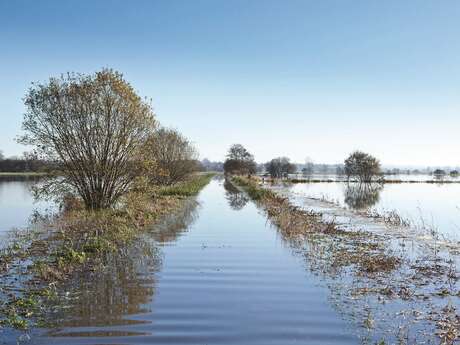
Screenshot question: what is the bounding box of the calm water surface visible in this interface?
[283,182,460,239]
[0,178,362,345]
[0,177,52,236]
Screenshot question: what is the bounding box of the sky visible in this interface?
[0,0,459,166]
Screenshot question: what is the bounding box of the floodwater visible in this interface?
[280,181,460,240]
[0,176,52,237]
[1,178,365,345]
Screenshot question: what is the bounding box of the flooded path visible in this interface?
[30,178,358,345]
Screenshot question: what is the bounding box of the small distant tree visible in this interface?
[223,144,256,176]
[0,151,4,160]
[450,170,459,177]
[335,165,345,176]
[19,69,156,210]
[344,151,381,183]
[302,157,314,176]
[144,127,199,185]
[433,169,446,176]
[265,157,297,178]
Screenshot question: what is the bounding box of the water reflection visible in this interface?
[49,244,160,332]
[0,176,52,236]
[44,198,200,337]
[267,181,460,344]
[343,183,383,210]
[223,179,249,210]
[150,198,200,243]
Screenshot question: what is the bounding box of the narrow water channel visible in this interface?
[30,178,358,345]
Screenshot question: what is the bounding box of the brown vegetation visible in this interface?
[232,176,460,344]
[20,69,156,210]
[344,151,381,182]
[144,127,199,185]
[0,173,214,329]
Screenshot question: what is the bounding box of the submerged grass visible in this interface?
[232,176,460,344]
[232,176,276,201]
[233,176,401,274]
[0,173,214,331]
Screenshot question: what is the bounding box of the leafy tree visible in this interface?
[227,144,253,161]
[144,127,199,185]
[265,157,297,178]
[223,144,256,175]
[19,69,156,210]
[433,169,446,176]
[344,151,381,183]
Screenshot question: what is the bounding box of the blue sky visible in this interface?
[1,0,459,166]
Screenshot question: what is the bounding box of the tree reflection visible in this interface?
[151,198,200,243]
[224,179,249,210]
[48,243,161,330]
[343,182,383,210]
[44,198,200,333]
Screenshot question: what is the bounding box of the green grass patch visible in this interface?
[231,176,275,201]
[0,172,48,177]
[158,173,215,196]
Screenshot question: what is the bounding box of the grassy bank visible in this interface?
[0,173,214,330]
[231,176,459,344]
[0,172,48,177]
[158,172,216,196]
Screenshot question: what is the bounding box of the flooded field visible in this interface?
[1,177,361,344]
[278,180,460,241]
[0,177,52,240]
[1,177,459,344]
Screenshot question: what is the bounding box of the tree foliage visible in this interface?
[265,157,297,178]
[19,69,156,210]
[223,144,256,175]
[144,127,199,185]
[344,151,381,183]
[433,169,446,176]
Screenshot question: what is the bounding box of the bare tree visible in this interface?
[144,127,199,185]
[19,69,156,210]
[344,151,381,183]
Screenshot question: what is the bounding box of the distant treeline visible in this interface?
[202,157,460,177]
[0,157,49,173]
[201,159,224,172]
[0,153,220,175]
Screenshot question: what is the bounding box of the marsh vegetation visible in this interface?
[233,176,460,344]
